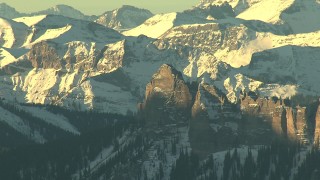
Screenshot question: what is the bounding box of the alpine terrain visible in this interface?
[1,0,320,179]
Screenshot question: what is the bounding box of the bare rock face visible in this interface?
[139,64,192,126]
[295,106,309,143]
[190,82,238,158]
[27,41,62,69]
[240,92,313,144]
[240,92,283,116]
[286,107,297,140]
[314,105,320,143]
[27,40,127,72]
[192,82,234,120]
[272,106,287,136]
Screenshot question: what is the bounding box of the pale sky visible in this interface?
[1,0,200,15]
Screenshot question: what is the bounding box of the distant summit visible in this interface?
[95,5,153,30]
[0,3,23,19]
[31,4,97,21]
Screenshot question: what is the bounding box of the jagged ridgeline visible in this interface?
[138,64,320,155]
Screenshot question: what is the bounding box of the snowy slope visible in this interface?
[237,0,295,23]
[0,48,17,68]
[246,46,320,94]
[11,15,123,48]
[21,106,80,135]
[123,11,211,38]
[216,29,320,68]
[13,15,47,27]
[123,13,178,38]
[0,17,28,48]
[236,0,320,34]
[0,106,45,143]
[280,0,320,33]
[26,15,122,46]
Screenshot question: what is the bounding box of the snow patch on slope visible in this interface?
[32,25,72,44]
[21,106,80,135]
[258,84,298,99]
[0,48,18,68]
[237,0,295,23]
[13,15,47,27]
[215,29,320,68]
[123,13,177,38]
[21,69,59,104]
[0,106,45,143]
[221,73,263,103]
[0,17,28,48]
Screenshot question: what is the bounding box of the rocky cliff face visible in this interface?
[190,82,239,158]
[139,64,192,127]
[314,105,320,144]
[27,41,63,69]
[286,107,297,140]
[239,91,314,144]
[192,82,236,120]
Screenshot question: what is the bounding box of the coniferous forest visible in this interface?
[0,99,320,179]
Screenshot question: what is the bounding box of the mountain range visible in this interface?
[1,0,320,179]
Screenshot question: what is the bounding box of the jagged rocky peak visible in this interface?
[139,64,192,126]
[189,82,240,158]
[95,5,153,30]
[0,3,22,19]
[145,64,192,108]
[190,0,235,19]
[198,0,260,14]
[240,91,284,115]
[192,82,236,120]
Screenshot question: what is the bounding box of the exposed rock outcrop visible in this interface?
[27,41,62,69]
[314,105,320,143]
[295,106,308,143]
[239,91,313,144]
[192,82,236,120]
[139,64,192,127]
[286,107,297,140]
[190,82,239,158]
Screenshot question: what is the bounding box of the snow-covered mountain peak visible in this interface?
[51,4,76,11]
[32,4,96,21]
[95,5,153,30]
[198,0,261,14]
[14,15,123,48]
